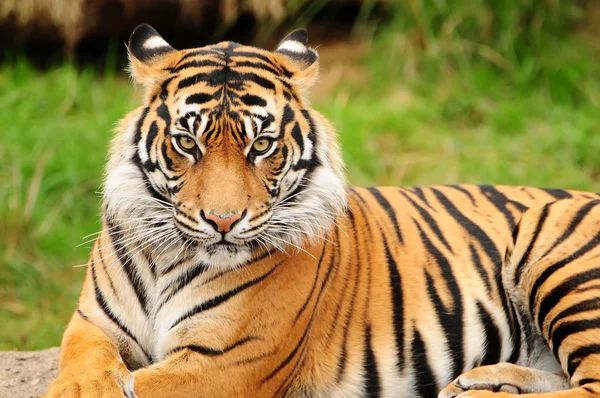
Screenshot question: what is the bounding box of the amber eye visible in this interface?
[175,135,197,151]
[252,137,273,155]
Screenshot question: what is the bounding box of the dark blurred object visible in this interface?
[0,0,384,59]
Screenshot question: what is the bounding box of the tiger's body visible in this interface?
[47,25,600,398]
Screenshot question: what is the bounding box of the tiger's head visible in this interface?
[103,24,346,269]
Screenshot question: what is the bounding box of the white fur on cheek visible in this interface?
[268,112,347,249]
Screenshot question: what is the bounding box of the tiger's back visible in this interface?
[319,184,599,397]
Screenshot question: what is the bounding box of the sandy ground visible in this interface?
[0,348,58,398]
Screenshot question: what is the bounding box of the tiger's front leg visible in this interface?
[45,310,133,398]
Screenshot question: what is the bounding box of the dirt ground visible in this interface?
[0,348,58,398]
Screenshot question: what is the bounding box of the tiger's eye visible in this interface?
[252,138,272,154]
[177,136,196,151]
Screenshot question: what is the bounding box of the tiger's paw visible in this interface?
[45,370,134,398]
[452,392,517,398]
[438,363,523,398]
[438,378,519,398]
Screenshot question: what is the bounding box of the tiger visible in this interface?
[45,23,600,398]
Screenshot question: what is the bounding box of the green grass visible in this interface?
[1,2,600,349]
[0,62,138,349]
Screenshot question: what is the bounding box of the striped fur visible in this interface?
[46,25,600,398]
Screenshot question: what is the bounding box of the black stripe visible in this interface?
[568,344,600,375]
[383,237,405,372]
[411,327,437,398]
[367,187,403,244]
[294,244,327,323]
[511,221,522,243]
[240,94,267,107]
[530,230,600,320]
[90,259,151,361]
[145,121,159,162]
[161,141,176,172]
[514,204,551,286]
[479,185,527,229]
[399,189,453,253]
[536,266,600,335]
[507,300,522,363]
[322,236,352,347]
[239,73,276,91]
[290,122,304,153]
[197,249,274,287]
[186,93,213,105]
[364,326,381,397]
[551,317,600,358]
[156,102,171,125]
[133,106,149,144]
[337,193,371,382]
[158,262,209,309]
[272,330,310,397]
[169,264,278,330]
[178,70,226,89]
[141,249,157,281]
[262,325,309,383]
[476,301,502,366]
[469,244,492,292]
[97,240,118,297]
[541,188,572,200]
[174,60,224,71]
[417,220,464,379]
[231,50,279,68]
[279,104,295,139]
[131,107,171,203]
[161,255,187,275]
[406,187,432,209]
[76,308,90,322]
[106,223,150,316]
[232,60,281,76]
[446,185,476,205]
[548,298,600,339]
[171,336,255,357]
[270,232,342,395]
[576,283,600,294]
[431,188,501,268]
[541,200,600,258]
[336,215,363,382]
[177,48,224,64]
[494,250,513,346]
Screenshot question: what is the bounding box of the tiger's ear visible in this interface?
[274,28,319,92]
[127,24,181,86]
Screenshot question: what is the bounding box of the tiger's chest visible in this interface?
[119,275,243,367]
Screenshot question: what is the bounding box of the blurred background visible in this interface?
[1,0,600,350]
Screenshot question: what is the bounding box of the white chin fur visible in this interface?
[190,245,252,269]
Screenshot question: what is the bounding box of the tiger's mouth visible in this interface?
[206,241,241,255]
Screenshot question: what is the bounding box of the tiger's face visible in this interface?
[103,25,346,269]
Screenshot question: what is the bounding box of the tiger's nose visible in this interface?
[202,211,242,233]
